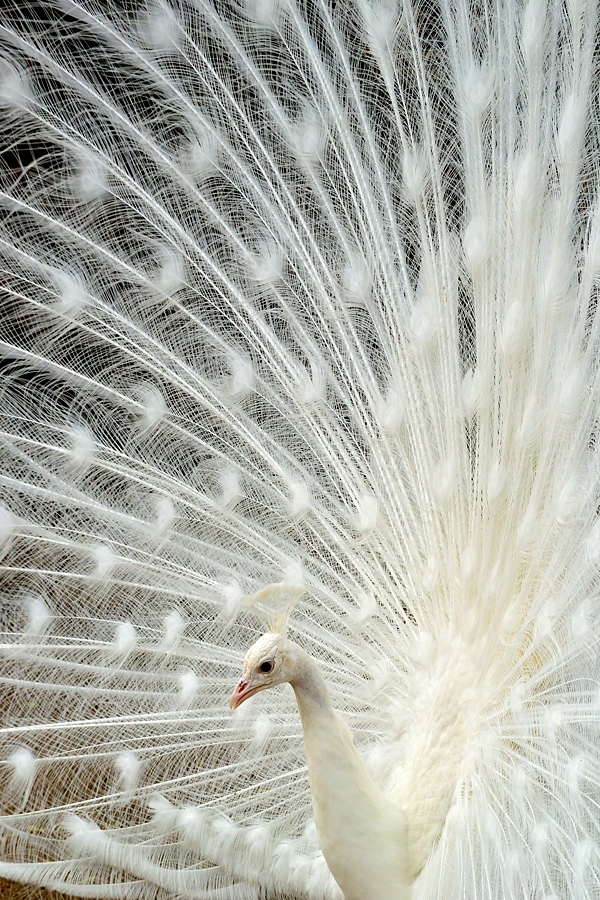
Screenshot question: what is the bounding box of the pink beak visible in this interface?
[229,677,255,709]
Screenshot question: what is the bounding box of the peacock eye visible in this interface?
[259,660,273,673]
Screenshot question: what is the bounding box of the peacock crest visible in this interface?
[243,582,306,634]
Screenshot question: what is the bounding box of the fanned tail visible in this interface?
[0,1,599,898]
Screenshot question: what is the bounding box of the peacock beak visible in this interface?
[229,677,255,709]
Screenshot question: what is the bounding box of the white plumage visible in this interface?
[230,626,413,899]
[0,0,599,898]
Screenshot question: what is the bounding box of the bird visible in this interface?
[0,0,599,897]
[229,587,413,900]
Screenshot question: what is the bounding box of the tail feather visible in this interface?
[0,0,599,897]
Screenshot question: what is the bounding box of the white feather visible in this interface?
[0,0,599,898]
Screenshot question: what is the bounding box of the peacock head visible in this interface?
[229,631,295,709]
[229,582,306,709]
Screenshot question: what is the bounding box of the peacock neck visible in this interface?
[288,645,334,725]
[287,644,413,900]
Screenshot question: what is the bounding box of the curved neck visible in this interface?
[286,642,413,900]
[288,644,334,724]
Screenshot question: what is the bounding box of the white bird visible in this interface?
[0,0,599,898]
[230,611,412,900]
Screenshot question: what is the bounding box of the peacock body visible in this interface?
[0,0,599,897]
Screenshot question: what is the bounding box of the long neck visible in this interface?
[289,645,334,726]
[287,644,413,900]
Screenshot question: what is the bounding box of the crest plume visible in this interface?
[244,582,306,634]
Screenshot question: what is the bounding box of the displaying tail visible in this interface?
[0,1,599,898]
